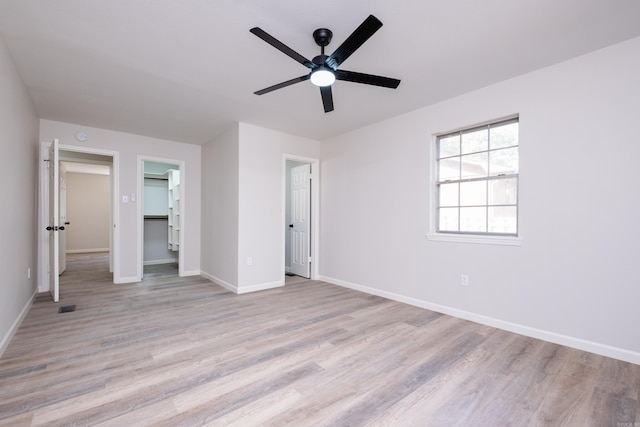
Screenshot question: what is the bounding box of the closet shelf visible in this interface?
[144,215,169,220]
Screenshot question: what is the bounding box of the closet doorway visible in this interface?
[140,159,183,279]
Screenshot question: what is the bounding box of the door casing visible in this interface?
[283,154,320,282]
[38,142,119,292]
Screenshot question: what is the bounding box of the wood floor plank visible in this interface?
[0,252,638,425]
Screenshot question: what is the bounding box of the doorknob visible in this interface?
[289,224,294,228]
[46,226,53,231]
[59,226,65,231]
[64,221,70,225]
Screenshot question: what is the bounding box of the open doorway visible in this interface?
[39,142,118,300]
[59,157,112,281]
[140,160,183,279]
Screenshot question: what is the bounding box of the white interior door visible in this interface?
[48,139,60,302]
[290,164,311,278]
[58,162,67,275]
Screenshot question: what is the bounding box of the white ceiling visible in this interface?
[1,1,640,144]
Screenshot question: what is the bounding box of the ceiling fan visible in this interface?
[250,15,401,113]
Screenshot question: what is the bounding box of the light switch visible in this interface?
[122,195,129,203]
[130,193,136,202]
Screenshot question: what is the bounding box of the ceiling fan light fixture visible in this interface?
[310,67,335,87]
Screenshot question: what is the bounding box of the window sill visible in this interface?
[425,233,522,246]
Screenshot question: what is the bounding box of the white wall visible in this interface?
[237,123,321,291]
[39,120,201,282]
[143,219,176,264]
[319,36,640,364]
[66,172,110,252]
[143,178,169,216]
[0,34,39,355]
[201,123,321,292]
[200,125,240,288]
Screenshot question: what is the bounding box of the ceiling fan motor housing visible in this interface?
[313,28,333,47]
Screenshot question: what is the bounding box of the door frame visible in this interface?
[283,154,320,281]
[137,156,185,279]
[38,142,120,291]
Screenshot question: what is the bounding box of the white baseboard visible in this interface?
[318,275,640,366]
[143,258,177,266]
[201,271,238,293]
[237,280,284,294]
[200,272,284,295]
[114,276,140,284]
[66,248,110,254]
[0,289,37,359]
[180,269,201,277]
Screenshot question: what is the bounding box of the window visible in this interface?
[436,117,519,236]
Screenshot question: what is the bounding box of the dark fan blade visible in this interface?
[336,70,400,89]
[254,75,310,95]
[250,27,315,69]
[320,86,334,113]
[325,15,382,70]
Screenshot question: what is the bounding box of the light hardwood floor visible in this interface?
[0,253,638,426]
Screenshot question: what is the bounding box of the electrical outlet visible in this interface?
[461,274,469,286]
[247,257,253,266]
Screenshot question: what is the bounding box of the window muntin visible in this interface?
[436,118,519,236]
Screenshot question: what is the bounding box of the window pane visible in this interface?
[460,207,486,232]
[438,135,460,158]
[460,152,488,179]
[435,118,518,237]
[490,122,518,149]
[461,128,488,154]
[489,147,518,176]
[460,180,486,206]
[439,182,459,207]
[488,178,517,205]
[439,208,459,232]
[439,157,460,181]
[488,206,517,234]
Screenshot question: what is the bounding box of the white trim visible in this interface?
[0,289,37,358]
[66,248,110,254]
[237,280,284,294]
[201,272,283,294]
[426,233,522,246]
[38,142,119,290]
[38,143,50,292]
[201,271,237,293]
[319,275,640,365]
[59,145,119,282]
[282,154,320,281]
[143,259,177,266]
[114,276,139,284]
[180,269,200,277]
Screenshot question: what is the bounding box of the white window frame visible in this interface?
[426,116,522,246]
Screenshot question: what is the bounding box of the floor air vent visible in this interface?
[59,305,76,314]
